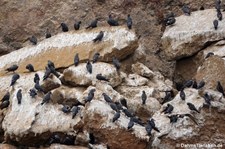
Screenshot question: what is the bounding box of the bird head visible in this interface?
[78,21,81,24]
[128,14,130,17]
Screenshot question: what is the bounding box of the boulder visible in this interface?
[131,62,154,79]
[162,9,225,60]
[122,74,148,87]
[0,27,138,76]
[63,62,123,87]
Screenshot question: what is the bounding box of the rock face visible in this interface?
[0,27,138,76]
[162,9,225,60]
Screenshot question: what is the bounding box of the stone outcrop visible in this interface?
[162,9,225,60]
[0,27,138,76]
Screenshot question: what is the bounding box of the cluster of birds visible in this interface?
[29,14,133,45]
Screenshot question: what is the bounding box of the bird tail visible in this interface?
[93,38,98,42]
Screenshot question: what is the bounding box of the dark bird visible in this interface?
[93,31,104,42]
[180,90,185,100]
[107,14,119,26]
[163,104,174,114]
[120,98,128,108]
[161,91,172,104]
[213,20,219,30]
[149,119,160,132]
[115,102,123,110]
[145,123,153,135]
[29,89,37,98]
[217,10,223,21]
[89,133,96,144]
[61,23,69,32]
[41,92,52,105]
[62,105,71,113]
[85,89,96,103]
[168,115,178,123]
[141,91,147,105]
[102,93,113,103]
[47,60,55,69]
[62,136,74,145]
[197,80,205,89]
[182,4,191,16]
[123,108,134,117]
[112,112,120,122]
[203,93,212,105]
[48,65,60,78]
[127,14,132,29]
[132,117,144,126]
[26,64,35,72]
[187,102,200,113]
[0,100,10,110]
[10,73,20,86]
[74,21,81,30]
[46,29,51,38]
[92,53,100,63]
[199,6,205,10]
[43,66,51,80]
[35,82,45,93]
[205,52,214,59]
[112,57,121,71]
[192,80,198,89]
[86,60,92,74]
[49,134,61,144]
[86,19,98,29]
[1,92,10,102]
[183,80,193,88]
[165,17,176,26]
[34,73,40,83]
[74,53,79,66]
[96,74,109,82]
[17,89,22,104]
[109,103,118,112]
[216,81,225,96]
[127,118,134,129]
[29,36,37,45]
[5,64,18,72]
[215,0,221,10]
[71,106,80,119]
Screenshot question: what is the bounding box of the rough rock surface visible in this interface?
[0,27,137,76]
[162,9,225,60]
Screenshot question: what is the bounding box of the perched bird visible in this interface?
[148,119,160,132]
[145,123,153,135]
[43,66,51,80]
[29,89,37,98]
[168,115,178,123]
[132,117,144,126]
[165,17,176,26]
[215,0,221,10]
[197,80,205,89]
[93,31,104,42]
[35,82,45,93]
[1,92,10,102]
[109,103,118,112]
[183,80,193,88]
[92,53,100,63]
[192,80,198,89]
[115,101,123,110]
[182,4,191,16]
[123,108,134,117]
[216,81,225,96]
[71,106,80,119]
[85,89,96,103]
[26,64,35,72]
[47,60,55,69]
[61,23,69,32]
[213,20,219,30]
[141,91,147,105]
[62,136,74,145]
[89,133,95,144]
[120,98,128,108]
[217,10,223,21]
[161,91,172,104]
[112,112,120,122]
[86,61,92,74]
[41,92,52,105]
[48,65,60,78]
[49,134,61,144]
[112,57,121,71]
[199,6,205,10]
[34,73,40,83]
[5,64,18,72]
[163,104,174,114]
[205,52,214,59]
[10,73,20,86]
[86,19,98,29]
[102,93,113,103]
[29,36,37,45]
[180,89,185,100]
[46,29,51,38]
[107,14,119,26]
[74,53,79,66]
[0,100,10,109]
[127,118,134,129]
[203,93,212,105]
[62,105,71,113]
[17,89,22,104]
[74,21,81,30]
[96,74,109,82]
[127,14,132,29]
[187,102,200,113]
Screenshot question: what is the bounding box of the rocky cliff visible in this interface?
[0,0,225,149]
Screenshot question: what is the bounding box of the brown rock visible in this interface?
[131,62,154,79]
[0,144,17,149]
